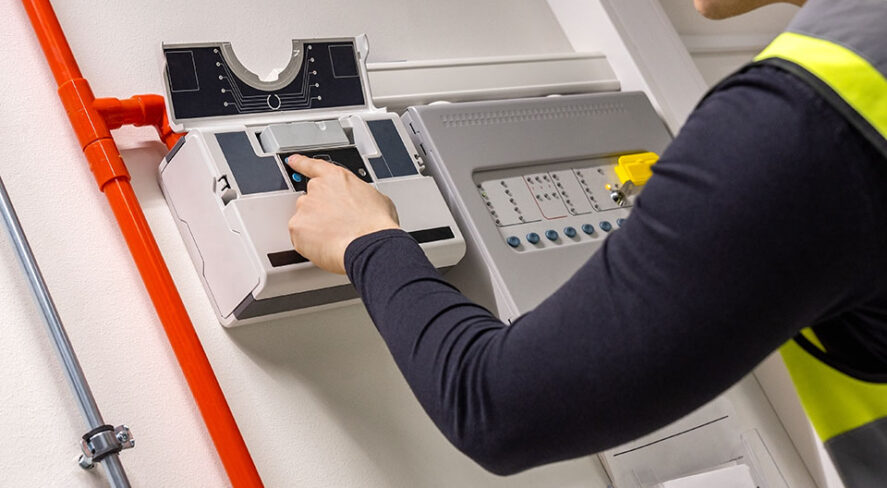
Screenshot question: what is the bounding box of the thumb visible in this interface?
[287,154,332,178]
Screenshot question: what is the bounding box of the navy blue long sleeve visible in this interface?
[344,65,887,475]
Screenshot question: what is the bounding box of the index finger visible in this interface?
[286,154,334,178]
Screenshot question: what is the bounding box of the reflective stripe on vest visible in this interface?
[781,335,887,487]
[751,0,887,486]
[755,32,887,142]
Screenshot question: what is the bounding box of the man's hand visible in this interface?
[286,154,400,274]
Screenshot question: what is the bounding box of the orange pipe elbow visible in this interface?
[22,0,262,485]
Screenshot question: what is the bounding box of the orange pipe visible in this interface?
[22,1,262,486]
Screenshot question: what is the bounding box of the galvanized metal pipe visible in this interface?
[0,175,131,488]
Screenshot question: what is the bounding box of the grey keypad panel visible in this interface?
[477,158,635,252]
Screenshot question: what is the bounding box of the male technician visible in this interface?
[286,0,887,485]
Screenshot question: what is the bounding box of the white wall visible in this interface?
[659,0,798,85]
[0,1,617,487]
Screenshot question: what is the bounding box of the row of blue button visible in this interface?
[507,219,626,248]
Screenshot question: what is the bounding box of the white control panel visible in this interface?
[402,92,669,320]
[158,36,465,326]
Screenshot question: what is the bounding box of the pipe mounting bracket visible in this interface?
[78,424,134,470]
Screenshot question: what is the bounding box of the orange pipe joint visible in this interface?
[56,78,130,190]
[95,95,162,129]
[94,95,183,149]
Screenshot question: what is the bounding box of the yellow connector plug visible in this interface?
[615,152,660,187]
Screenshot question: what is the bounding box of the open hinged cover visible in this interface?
[162,35,379,132]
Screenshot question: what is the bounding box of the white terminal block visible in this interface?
[158,36,465,326]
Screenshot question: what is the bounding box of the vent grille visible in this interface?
[440,103,626,128]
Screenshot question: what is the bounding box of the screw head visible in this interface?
[116,431,129,443]
[78,454,95,470]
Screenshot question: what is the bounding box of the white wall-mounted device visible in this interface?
[403,92,670,322]
[158,36,466,326]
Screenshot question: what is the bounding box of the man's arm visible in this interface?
[342,65,885,474]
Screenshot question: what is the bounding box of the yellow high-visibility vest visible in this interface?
[752,0,887,486]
